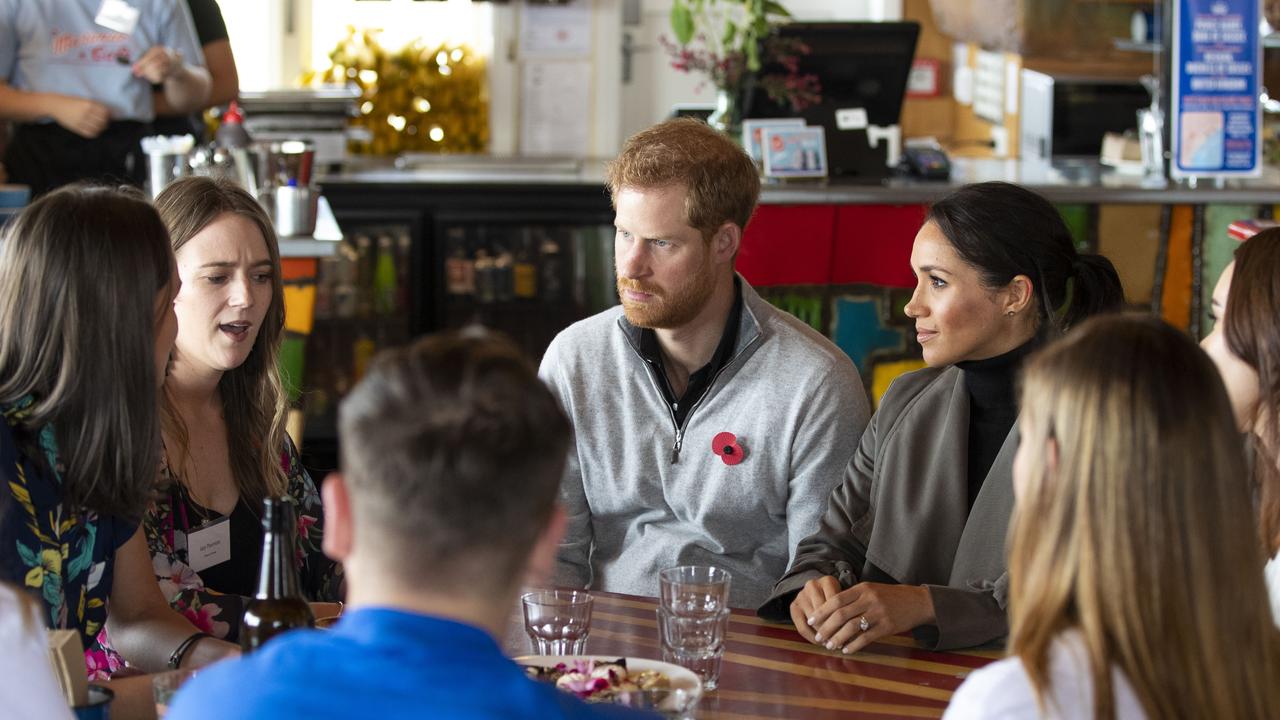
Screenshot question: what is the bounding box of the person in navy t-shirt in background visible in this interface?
[168,330,655,720]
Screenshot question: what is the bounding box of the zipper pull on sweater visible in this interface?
[671,429,684,464]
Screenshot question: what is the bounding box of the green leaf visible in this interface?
[763,0,792,18]
[670,0,695,46]
[16,540,37,568]
[746,38,761,72]
[722,19,738,49]
[66,524,95,580]
[42,572,61,610]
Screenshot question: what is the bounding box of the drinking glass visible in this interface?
[656,606,730,691]
[522,589,592,655]
[152,669,196,718]
[659,566,732,616]
[613,685,701,718]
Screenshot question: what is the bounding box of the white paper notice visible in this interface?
[954,66,974,106]
[973,49,1005,124]
[520,61,592,156]
[520,0,593,59]
[1005,57,1020,115]
[952,43,973,106]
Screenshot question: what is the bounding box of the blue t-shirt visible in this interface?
[0,0,205,121]
[166,608,658,720]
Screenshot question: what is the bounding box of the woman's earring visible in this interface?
[1006,310,1016,317]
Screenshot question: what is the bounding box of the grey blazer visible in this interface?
[758,365,1015,650]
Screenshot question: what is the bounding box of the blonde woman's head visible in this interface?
[1010,313,1280,720]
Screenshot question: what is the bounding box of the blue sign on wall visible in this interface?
[1171,0,1261,178]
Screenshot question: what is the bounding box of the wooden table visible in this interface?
[505,590,1000,719]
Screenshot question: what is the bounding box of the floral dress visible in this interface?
[143,436,342,642]
[0,398,134,680]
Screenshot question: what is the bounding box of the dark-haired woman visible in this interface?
[1201,228,1280,622]
[758,181,1125,651]
[0,185,236,715]
[144,177,342,642]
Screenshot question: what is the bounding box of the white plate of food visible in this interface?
[516,655,702,716]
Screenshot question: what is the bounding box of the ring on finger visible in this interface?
[858,616,870,633]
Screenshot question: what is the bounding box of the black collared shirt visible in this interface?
[637,279,744,428]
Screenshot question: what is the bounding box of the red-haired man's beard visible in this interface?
[616,267,716,330]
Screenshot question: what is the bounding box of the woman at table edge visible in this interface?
[758,181,1125,651]
[1201,227,1280,622]
[145,176,342,642]
[0,185,237,717]
[945,314,1280,719]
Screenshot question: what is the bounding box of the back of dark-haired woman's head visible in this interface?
[1223,228,1280,552]
[926,182,1124,332]
[1225,228,1280,395]
[0,184,174,520]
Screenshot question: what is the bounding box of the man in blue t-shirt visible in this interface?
[167,331,653,720]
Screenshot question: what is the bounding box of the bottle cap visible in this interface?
[223,101,245,124]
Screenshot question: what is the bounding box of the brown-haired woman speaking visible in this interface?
[144,177,342,642]
[946,314,1280,719]
[759,182,1124,651]
[0,185,237,715]
[1201,227,1280,621]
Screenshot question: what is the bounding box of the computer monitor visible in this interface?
[746,22,920,181]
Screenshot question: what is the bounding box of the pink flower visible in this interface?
[297,515,317,539]
[181,601,231,638]
[83,647,123,682]
[153,555,204,600]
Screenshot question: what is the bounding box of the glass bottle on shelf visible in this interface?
[354,234,375,318]
[240,498,314,652]
[332,244,358,320]
[494,241,514,302]
[539,229,567,303]
[313,256,338,322]
[513,229,538,300]
[474,247,497,304]
[395,232,412,314]
[374,234,398,316]
[444,226,474,297]
[352,328,376,382]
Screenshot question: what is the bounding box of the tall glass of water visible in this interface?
[659,566,732,616]
[522,589,593,655]
[656,606,730,690]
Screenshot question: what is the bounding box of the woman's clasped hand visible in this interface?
[791,576,936,654]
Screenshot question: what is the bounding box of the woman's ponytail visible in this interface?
[1061,254,1125,331]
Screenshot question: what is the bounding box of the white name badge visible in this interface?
[185,516,231,573]
[95,0,140,35]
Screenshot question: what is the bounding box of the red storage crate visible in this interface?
[738,205,837,286]
[832,205,925,289]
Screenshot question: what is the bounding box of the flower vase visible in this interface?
[707,87,743,140]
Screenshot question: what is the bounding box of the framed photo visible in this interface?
[761,126,828,179]
[741,118,805,163]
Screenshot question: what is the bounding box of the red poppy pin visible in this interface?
[712,431,745,466]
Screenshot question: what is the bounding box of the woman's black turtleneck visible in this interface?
[955,335,1040,507]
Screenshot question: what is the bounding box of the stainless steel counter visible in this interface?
[321,156,1280,206]
[759,159,1280,205]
